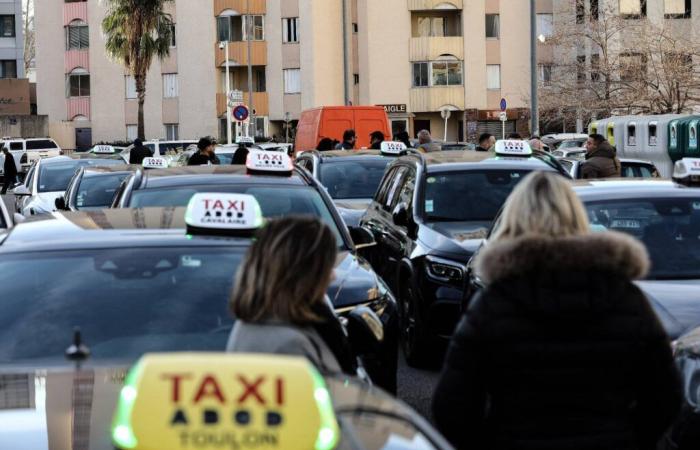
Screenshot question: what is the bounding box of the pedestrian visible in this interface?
[128,138,153,165]
[316,138,335,151]
[432,171,682,450]
[335,129,356,150]
[416,130,441,153]
[394,130,411,148]
[507,132,522,140]
[227,216,359,376]
[369,131,385,150]
[1,148,17,195]
[476,133,495,152]
[528,137,545,152]
[581,133,621,179]
[187,137,220,166]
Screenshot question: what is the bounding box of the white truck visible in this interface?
[0,137,62,180]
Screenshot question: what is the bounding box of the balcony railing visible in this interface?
[63,1,87,25]
[65,50,89,73]
[410,86,465,112]
[215,41,267,67]
[67,96,90,120]
[410,37,464,61]
[214,0,266,16]
[408,0,463,11]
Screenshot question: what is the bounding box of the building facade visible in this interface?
[0,0,24,80]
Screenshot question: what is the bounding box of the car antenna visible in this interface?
[65,327,90,367]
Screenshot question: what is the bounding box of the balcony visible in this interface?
[67,97,90,121]
[410,37,463,61]
[63,1,87,26]
[410,86,465,112]
[408,0,463,10]
[217,91,269,117]
[214,0,266,16]
[216,41,267,67]
[65,50,89,73]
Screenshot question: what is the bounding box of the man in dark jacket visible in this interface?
[476,133,495,152]
[335,129,356,150]
[188,137,220,166]
[128,139,152,165]
[582,133,621,178]
[1,147,17,194]
[369,130,385,150]
[433,232,682,450]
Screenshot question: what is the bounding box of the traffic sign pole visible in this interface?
[500,98,507,139]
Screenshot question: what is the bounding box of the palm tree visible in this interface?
[102,0,173,140]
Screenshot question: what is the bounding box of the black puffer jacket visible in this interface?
[433,232,682,450]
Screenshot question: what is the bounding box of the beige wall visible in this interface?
[499,1,531,109]
[267,0,285,120]
[35,0,65,124]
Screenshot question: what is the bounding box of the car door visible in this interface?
[383,166,417,286]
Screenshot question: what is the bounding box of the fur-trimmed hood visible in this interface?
[475,232,649,285]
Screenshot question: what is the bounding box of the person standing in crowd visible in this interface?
[476,133,495,152]
[1,148,17,195]
[369,131,385,150]
[416,130,441,153]
[227,216,359,376]
[507,132,522,140]
[394,130,412,148]
[582,133,621,179]
[528,137,546,152]
[335,129,357,150]
[188,137,220,166]
[128,138,152,165]
[433,172,681,450]
[316,138,336,151]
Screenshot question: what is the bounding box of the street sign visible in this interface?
[440,108,452,120]
[499,112,508,122]
[228,90,244,103]
[233,105,250,122]
[500,98,507,112]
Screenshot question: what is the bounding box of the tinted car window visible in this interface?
[38,160,124,192]
[384,167,407,211]
[76,173,131,208]
[319,160,391,200]
[585,198,700,279]
[424,170,531,221]
[26,140,58,150]
[0,248,241,364]
[9,142,22,151]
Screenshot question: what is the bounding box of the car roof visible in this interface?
[0,208,249,253]
[303,149,399,162]
[571,178,700,199]
[395,150,559,172]
[82,164,140,175]
[138,165,311,189]
[36,156,73,165]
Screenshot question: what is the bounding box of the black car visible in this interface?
[296,149,403,226]
[109,163,399,391]
[359,144,570,366]
[56,165,138,211]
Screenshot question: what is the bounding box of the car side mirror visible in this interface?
[392,202,410,227]
[349,226,376,250]
[12,185,30,196]
[55,197,66,211]
[346,306,384,355]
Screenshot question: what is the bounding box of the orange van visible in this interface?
[295,106,391,151]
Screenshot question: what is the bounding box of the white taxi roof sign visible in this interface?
[246,150,293,174]
[380,141,407,155]
[236,136,255,145]
[142,157,168,169]
[92,145,116,154]
[673,158,700,185]
[494,139,532,157]
[111,353,339,450]
[185,193,263,233]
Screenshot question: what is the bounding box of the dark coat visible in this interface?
[188,151,220,166]
[433,232,682,450]
[129,145,153,165]
[581,142,621,179]
[3,152,17,178]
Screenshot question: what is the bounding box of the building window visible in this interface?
[591,53,601,81]
[416,16,446,37]
[170,24,176,47]
[0,60,16,78]
[165,124,179,140]
[0,15,15,38]
[66,72,90,97]
[413,62,429,87]
[283,68,301,94]
[352,23,358,33]
[591,0,599,20]
[486,64,501,90]
[620,0,646,18]
[576,0,585,23]
[283,17,298,43]
[485,14,500,39]
[665,0,691,18]
[413,60,462,87]
[244,15,265,41]
[254,67,266,92]
[577,55,586,81]
[163,73,178,98]
[254,117,266,138]
[620,52,647,81]
[537,14,553,39]
[126,125,137,141]
[125,76,137,99]
[353,74,359,85]
[66,21,89,50]
[539,64,552,83]
[218,15,264,42]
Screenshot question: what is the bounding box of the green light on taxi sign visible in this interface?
[112,360,145,449]
[310,368,340,450]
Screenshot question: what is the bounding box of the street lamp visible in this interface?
[219,41,232,145]
[284,112,291,143]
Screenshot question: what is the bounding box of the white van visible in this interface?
[0,137,62,178]
[120,139,197,164]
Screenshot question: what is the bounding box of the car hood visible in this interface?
[421,221,489,260]
[637,280,700,339]
[28,192,64,214]
[329,251,385,308]
[334,200,371,228]
[0,364,445,450]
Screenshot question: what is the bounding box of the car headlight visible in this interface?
[425,255,465,285]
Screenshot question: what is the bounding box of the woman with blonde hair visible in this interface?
[432,172,681,450]
[227,216,357,376]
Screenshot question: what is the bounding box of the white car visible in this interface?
[552,148,587,159]
[120,139,197,164]
[0,137,62,178]
[13,156,124,216]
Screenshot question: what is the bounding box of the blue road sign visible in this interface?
[233,105,249,122]
[500,98,507,112]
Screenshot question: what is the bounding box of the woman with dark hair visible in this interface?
[316,138,335,151]
[227,216,358,375]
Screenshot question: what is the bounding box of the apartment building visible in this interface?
[0,0,24,80]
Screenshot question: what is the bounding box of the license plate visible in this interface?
[611,219,641,229]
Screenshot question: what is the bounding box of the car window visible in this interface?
[160,142,195,156]
[638,165,654,178]
[296,157,312,171]
[38,160,124,193]
[23,165,35,188]
[76,173,131,208]
[9,142,22,151]
[383,167,407,212]
[395,169,416,213]
[621,164,636,178]
[26,140,58,150]
[585,198,700,279]
[374,167,399,205]
[559,159,573,172]
[319,160,391,200]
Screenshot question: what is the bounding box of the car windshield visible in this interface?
[0,248,242,364]
[559,140,585,149]
[319,159,391,199]
[424,170,533,222]
[130,185,346,247]
[38,160,124,193]
[76,173,131,208]
[585,198,700,279]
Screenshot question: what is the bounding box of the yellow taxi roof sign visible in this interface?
[112,353,339,450]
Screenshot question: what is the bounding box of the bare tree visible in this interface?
[22,0,34,76]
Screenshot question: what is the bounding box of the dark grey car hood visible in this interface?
[637,280,700,339]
